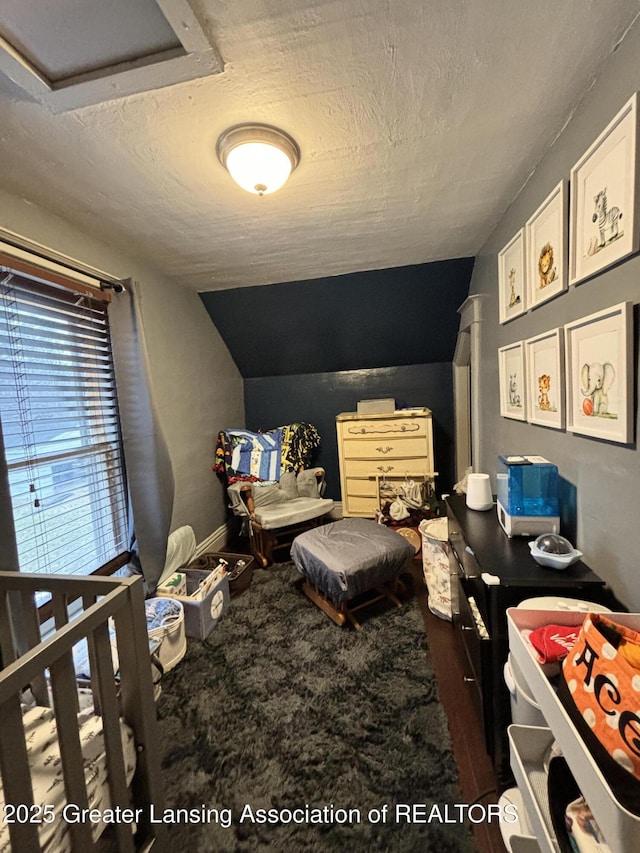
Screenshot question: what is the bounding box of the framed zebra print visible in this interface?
[569,92,640,286]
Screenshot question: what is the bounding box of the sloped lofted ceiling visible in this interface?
[0,2,638,293]
[201,259,474,377]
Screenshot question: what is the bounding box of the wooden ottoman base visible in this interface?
[291,518,414,629]
[301,578,404,630]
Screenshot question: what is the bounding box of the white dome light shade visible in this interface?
[226,141,292,195]
[217,124,300,196]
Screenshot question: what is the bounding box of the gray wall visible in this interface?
[0,187,244,543]
[469,20,640,610]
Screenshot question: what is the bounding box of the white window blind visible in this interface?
[0,267,129,577]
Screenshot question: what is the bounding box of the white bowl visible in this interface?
[528,540,583,570]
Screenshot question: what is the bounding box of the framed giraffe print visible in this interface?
[526,180,568,310]
[525,328,564,430]
[498,228,527,324]
[498,341,526,421]
[569,92,640,286]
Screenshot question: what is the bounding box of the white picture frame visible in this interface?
[498,341,526,421]
[569,92,640,286]
[526,180,568,309]
[498,228,527,324]
[525,328,564,430]
[564,302,633,443]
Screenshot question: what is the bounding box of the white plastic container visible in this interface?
[508,724,560,853]
[498,787,536,852]
[145,597,187,672]
[511,596,612,685]
[507,608,640,853]
[504,654,546,728]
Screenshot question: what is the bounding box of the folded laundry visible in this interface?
[529,623,580,663]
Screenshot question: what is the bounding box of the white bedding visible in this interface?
[0,704,137,852]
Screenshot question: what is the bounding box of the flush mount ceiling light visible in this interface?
[216,123,300,196]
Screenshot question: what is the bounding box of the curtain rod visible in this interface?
[0,228,127,291]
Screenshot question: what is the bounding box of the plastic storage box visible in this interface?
[507,607,640,853]
[156,563,230,639]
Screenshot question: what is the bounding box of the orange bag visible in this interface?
[559,613,640,814]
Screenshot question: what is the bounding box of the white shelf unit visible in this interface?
[507,608,640,853]
[508,725,559,852]
[510,836,542,853]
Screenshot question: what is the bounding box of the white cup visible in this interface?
[466,473,493,511]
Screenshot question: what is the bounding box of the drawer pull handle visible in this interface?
[376,446,393,454]
[462,625,474,631]
[463,676,475,683]
[377,465,394,473]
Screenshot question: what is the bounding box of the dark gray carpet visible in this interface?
[156,563,475,852]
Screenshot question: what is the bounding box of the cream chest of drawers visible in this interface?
[336,408,435,517]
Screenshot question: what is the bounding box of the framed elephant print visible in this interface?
[498,341,526,421]
[498,229,527,324]
[569,92,640,286]
[526,180,568,309]
[525,328,564,430]
[564,302,633,443]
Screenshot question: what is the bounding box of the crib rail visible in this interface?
[0,572,165,852]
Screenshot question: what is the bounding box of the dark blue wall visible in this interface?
[201,258,474,378]
[203,259,473,501]
[244,363,455,499]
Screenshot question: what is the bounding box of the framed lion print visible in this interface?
[526,180,568,309]
[498,229,527,324]
[498,341,526,421]
[564,302,632,443]
[569,92,640,285]
[525,328,564,430]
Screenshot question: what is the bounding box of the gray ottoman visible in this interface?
[291,518,414,628]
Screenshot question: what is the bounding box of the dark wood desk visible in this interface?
[445,494,609,789]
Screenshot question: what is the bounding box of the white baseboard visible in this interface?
[193,520,235,558]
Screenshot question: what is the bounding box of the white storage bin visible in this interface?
[156,566,230,640]
[511,596,612,686]
[504,654,546,728]
[145,597,187,672]
[507,607,640,853]
[498,787,536,851]
[510,836,541,853]
[508,725,559,853]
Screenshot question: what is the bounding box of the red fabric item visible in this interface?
[529,624,581,663]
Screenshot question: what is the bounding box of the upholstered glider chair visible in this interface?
[227,469,334,567]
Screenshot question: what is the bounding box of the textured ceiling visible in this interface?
[0,1,639,291]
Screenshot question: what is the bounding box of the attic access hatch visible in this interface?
[0,0,223,113]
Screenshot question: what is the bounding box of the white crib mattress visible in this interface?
[0,703,137,852]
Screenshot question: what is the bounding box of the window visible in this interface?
[0,256,129,579]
